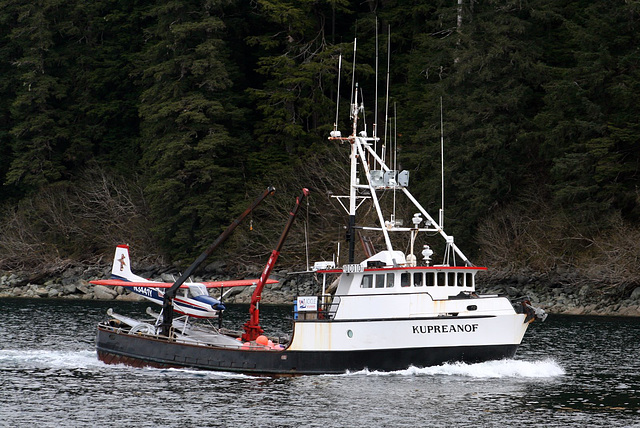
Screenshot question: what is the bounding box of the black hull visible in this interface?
[96,326,519,375]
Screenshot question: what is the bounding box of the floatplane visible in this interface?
[90,244,277,326]
[89,245,278,318]
[94,37,546,375]
[92,185,280,340]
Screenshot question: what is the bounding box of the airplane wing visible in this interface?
[90,278,278,289]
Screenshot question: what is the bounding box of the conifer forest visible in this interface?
[1,1,639,290]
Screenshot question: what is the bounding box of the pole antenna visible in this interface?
[334,54,342,132]
[374,17,379,147]
[440,96,445,228]
[393,101,397,222]
[383,25,391,163]
[350,38,357,119]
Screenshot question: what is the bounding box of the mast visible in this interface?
[328,29,472,268]
[347,86,359,264]
[347,38,359,264]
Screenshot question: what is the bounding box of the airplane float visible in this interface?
[90,245,277,320]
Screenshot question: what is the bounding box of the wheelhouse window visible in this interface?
[361,274,373,288]
[375,273,385,288]
[437,272,445,286]
[413,272,423,287]
[457,273,465,287]
[386,273,395,288]
[401,273,410,287]
[447,272,455,286]
[466,272,474,287]
[425,272,435,287]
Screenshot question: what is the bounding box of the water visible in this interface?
[0,298,638,427]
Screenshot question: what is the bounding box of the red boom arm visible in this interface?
[241,188,309,342]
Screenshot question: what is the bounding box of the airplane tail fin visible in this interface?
[111,245,148,282]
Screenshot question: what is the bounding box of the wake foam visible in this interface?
[0,349,565,380]
[342,359,565,378]
[158,367,255,379]
[0,349,102,370]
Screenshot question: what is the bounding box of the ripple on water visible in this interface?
[0,300,639,427]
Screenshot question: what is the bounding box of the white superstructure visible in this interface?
[285,86,544,356]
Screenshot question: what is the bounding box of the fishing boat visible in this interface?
[95,50,546,375]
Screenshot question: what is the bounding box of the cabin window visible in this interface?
[413,272,423,287]
[448,272,455,286]
[437,272,445,286]
[425,272,435,287]
[457,273,465,287]
[466,273,474,287]
[375,273,386,288]
[386,273,395,288]
[189,284,207,297]
[401,273,410,287]
[361,274,373,288]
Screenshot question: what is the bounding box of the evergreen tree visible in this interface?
[536,1,640,226]
[0,1,20,201]
[5,0,71,191]
[245,0,353,176]
[137,0,246,258]
[0,0,639,272]
[398,0,544,253]
[3,0,145,193]
[59,0,146,175]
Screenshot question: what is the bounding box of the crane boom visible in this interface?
[242,188,309,342]
[159,186,276,337]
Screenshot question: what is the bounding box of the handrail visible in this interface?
[294,296,341,321]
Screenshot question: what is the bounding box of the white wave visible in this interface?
[0,349,102,369]
[157,367,255,379]
[342,359,565,379]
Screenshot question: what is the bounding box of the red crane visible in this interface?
[242,188,309,342]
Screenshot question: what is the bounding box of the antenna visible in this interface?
[334,54,342,132]
[440,96,445,228]
[374,17,379,144]
[392,101,397,223]
[394,102,398,171]
[350,38,357,119]
[383,25,391,163]
[360,89,367,135]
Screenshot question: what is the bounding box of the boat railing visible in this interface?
[293,295,341,321]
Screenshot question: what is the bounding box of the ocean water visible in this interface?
[0,298,638,427]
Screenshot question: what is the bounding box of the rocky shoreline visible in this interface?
[0,263,319,306]
[1,264,639,317]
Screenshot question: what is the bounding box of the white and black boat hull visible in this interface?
[96,325,519,375]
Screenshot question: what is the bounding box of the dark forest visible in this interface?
[1,0,639,289]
